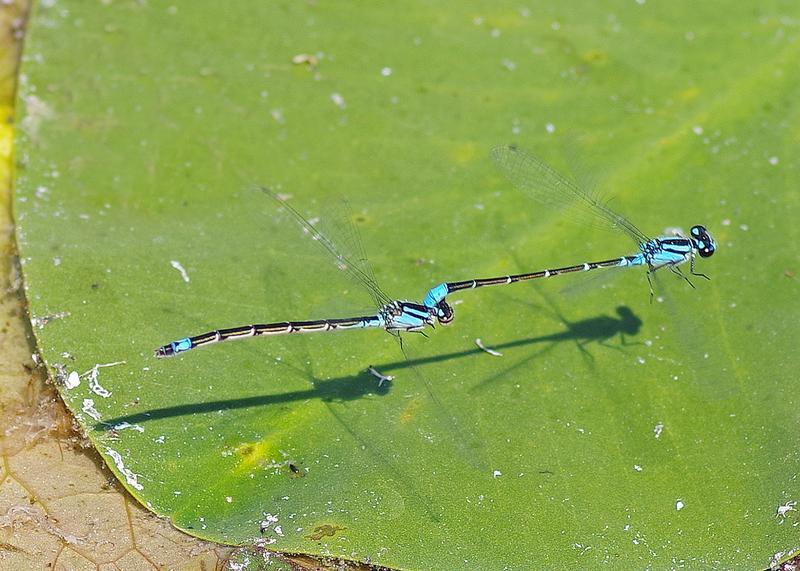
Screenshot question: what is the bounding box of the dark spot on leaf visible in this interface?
[306,524,345,541]
[288,462,305,478]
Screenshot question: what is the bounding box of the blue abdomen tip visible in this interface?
[173,338,192,353]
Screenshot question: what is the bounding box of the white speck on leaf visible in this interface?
[776,501,797,519]
[170,260,190,283]
[654,422,664,439]
[501,58,516,71]
[270,109,285,124]
[330,92,345,109]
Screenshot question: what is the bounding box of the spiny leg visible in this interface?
[646,270,655,304]
[393,330,405,354]
[669,265,696,289]
[689,255,711,281]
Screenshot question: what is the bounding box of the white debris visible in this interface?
[777,500,797,519]
[260,512,280,534]
[82,399,102,421]
[367,366,394,387]
[653,422,664,439]
[291,53,319,68]
[500,58,517,71]
[170,260,190,283]
[330,92,345,109]
[111,422,145,433]
[30,311,70,329]
[82,360,125,398]
[105,447,144,490]
[475,338,503,357]
[270,108,285,124]
[65,371,80,389]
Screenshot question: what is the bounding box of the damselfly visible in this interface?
[423,145,716,309]
[155,188,454,358]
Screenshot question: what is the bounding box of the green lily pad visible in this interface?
[15,1,800,569]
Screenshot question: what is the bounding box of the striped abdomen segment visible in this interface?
[154,315,382,358]
[445,256,637,295]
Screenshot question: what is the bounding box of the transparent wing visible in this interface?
[397,334,487,471]
[332,199,388,305]
[491,144,651,245]
[261,187,393,309]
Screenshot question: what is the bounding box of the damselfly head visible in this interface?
[436,301,455,326]
[690,225,716,258]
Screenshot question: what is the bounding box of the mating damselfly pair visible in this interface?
[154,145,716,359]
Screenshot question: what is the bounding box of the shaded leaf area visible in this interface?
[14,1,800,569]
